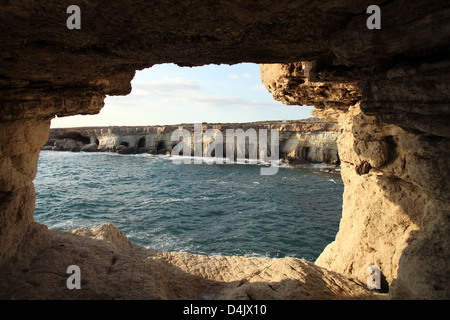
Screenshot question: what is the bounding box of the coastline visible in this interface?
[43,119,341,169]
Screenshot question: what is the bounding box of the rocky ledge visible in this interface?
[0,223,379,300]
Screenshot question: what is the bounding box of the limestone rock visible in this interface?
[52,139,84,152]
[261,65,450,299]
[0,120,51,266]
[0,0,449,300]
[260,62,361,112]
[0,223,377,300]
[80,143,99,152]
[45,120,340,165]
[115,144,135,154]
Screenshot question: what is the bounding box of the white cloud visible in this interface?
[189,94,281,111]
[132,78,202,97]
[252,84,266,91]
[227,74,239,80]
[227,73,252,80]
[129,76,276,112]
[50,64,314,128]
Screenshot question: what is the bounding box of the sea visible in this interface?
[33,151,344,262]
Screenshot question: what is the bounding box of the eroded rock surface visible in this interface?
[261,62,450,299]
[0,0,449,300]
[45,119,340,165]
[0,223,376,300]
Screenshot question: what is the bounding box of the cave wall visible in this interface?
[0,0,449,299]
[260,61,450,298]
[0,120,51,266]
[318,102,450,299]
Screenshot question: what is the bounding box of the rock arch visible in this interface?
[0,1,449,299]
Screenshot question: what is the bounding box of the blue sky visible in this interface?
[50,63,313,128]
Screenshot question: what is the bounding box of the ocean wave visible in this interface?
[167,155,284,166]
[34,151,343,262]
[328,179,344,185]
[311,162,340,169]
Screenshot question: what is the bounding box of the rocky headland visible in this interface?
[44,118,341,167]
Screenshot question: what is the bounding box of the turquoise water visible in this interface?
[34,151,344,262]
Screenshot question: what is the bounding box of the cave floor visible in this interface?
[0,223,384,300]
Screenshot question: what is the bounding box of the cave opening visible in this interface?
[56,132,90,145]
[35,63,344,263]
[301,146,311,160]
[155,140,166,154]
[0,0,446,300]
[137,136,146,149]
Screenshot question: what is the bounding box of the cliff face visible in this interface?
[261,62,450,299]
[0,0,449,300]
[45,120,340,165]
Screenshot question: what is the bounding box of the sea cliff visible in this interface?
[43,118,340,166]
